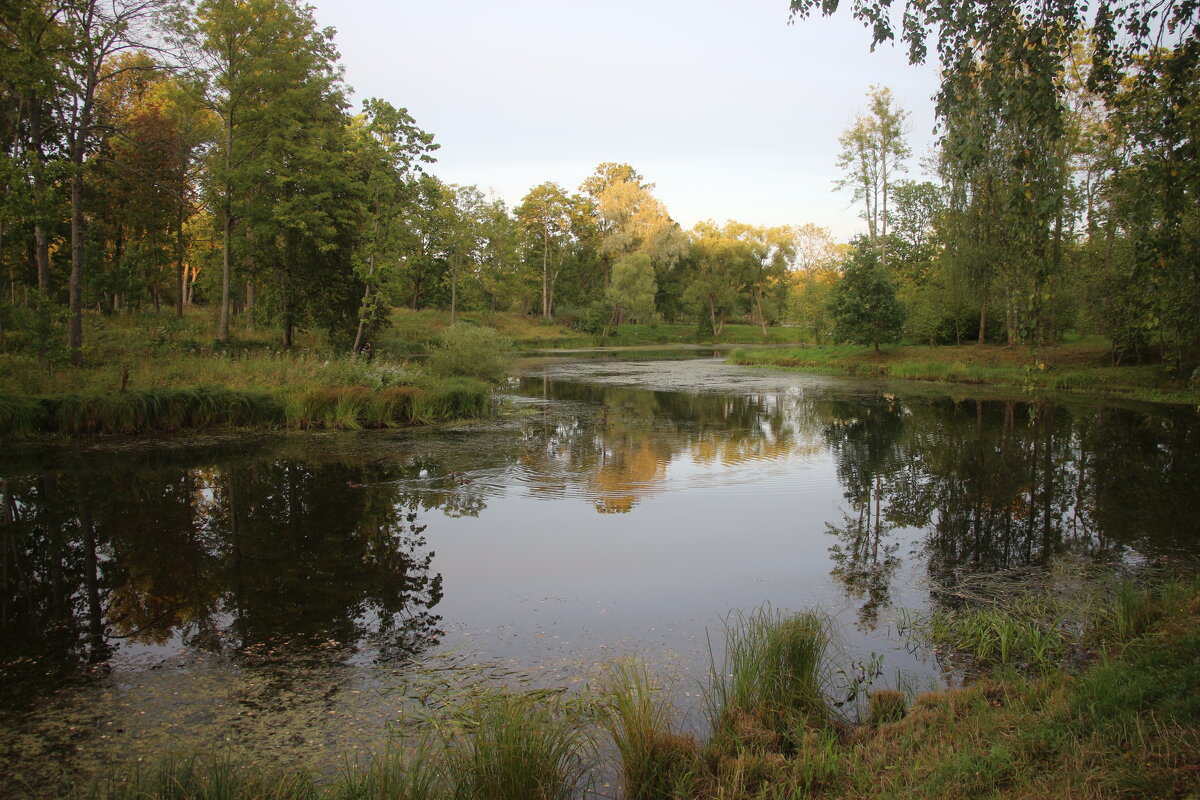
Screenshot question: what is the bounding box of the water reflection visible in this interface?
[6,384,1195,689]
[0,455,445,705]
[1,365,1198,791]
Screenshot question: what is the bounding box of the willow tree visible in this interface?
[685,220,750,336]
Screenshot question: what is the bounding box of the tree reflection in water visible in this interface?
[2,381,1197,696]
[0,450,447,705]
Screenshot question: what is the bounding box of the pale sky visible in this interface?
[308,0,943,240]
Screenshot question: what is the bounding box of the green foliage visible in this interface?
[607,253,659,324]
[425,324,514,383]
[827,242,905,350]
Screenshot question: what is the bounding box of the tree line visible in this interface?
[793,0,1200,371]
[1,0,1196,371]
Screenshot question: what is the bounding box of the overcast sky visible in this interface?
[308,0,943,240]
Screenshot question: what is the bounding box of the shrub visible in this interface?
[426,325,514,383]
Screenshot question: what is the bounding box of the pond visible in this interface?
[1,356,1197,794]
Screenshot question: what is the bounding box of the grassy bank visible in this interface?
[727,341,1200,405]
[0,311,492,439]
[378,309,807,353]
[69,575,1200,799]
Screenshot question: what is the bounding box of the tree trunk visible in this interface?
[352,213,381,356]
[450,263,458,325]
[244,278,255,332]
[880,157,888,269]
[175,203,186,319]
[31,102,51,292]
[541,226,549,318]
[219,118,234,340]
[219,210,232,340]
[68,169,84,366]
[977,286,988,345]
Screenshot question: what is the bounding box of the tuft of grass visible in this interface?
[0,394,46,437]
[599,659,700,800]
[82,753,319,800]
[867,689,907,725]
[327,739,445,800]
[908,602,1069,676]
[706,608,835,755]
[444,692,592,800]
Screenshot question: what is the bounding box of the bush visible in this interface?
[426,324,514,382]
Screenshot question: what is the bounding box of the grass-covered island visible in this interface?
[727,340,1200,406]
[65,572,1200,800]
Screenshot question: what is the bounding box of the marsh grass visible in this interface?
[1096,576,1200,645]
[444,692,593,800]
[426,325,515,382]
[705,608,835,756]
[1,378,490,438]
[83,754,319,800]
[599,659,700,800]
[914,604,1069,674]
[866,690,906,725]
[328,738,446,800]
[1,324,492,438]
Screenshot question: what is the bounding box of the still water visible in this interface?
[1,356,1197,793]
